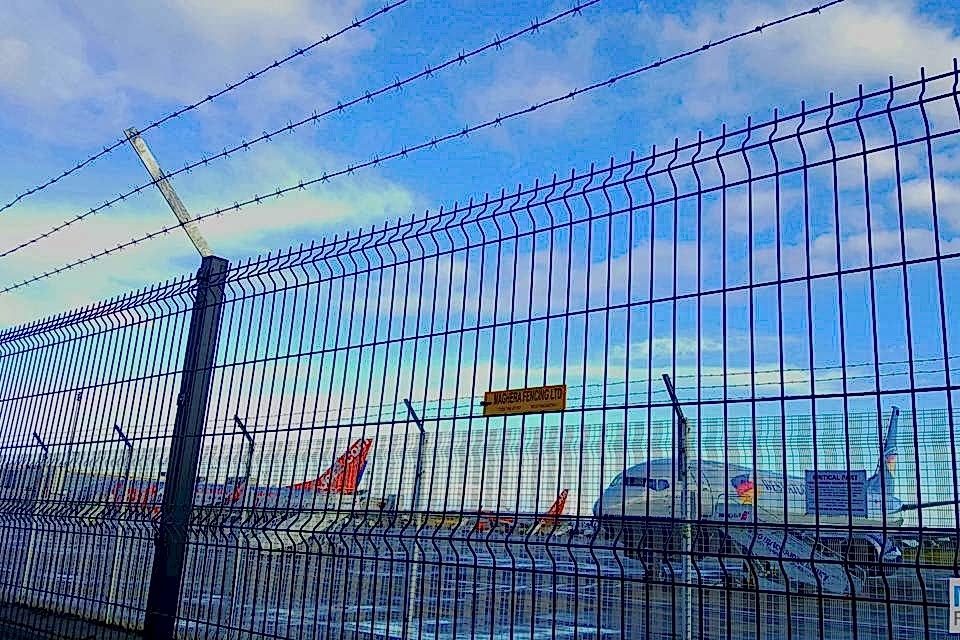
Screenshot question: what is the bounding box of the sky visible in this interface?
[0,0,958,326]
[1,0,960,521]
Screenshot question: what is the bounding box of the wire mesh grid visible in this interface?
[1,63,959,639]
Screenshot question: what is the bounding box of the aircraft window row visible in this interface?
[624,477,670,491]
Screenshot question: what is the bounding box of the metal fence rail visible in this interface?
[1,62,959,639]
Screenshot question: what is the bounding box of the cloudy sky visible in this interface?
[1,0,959,522]
[0,0,958,327]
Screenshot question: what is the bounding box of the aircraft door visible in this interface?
[697,470,713,520]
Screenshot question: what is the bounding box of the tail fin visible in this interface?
[868,406,898,498]
[538,489,569,527]
[288,438,373,494]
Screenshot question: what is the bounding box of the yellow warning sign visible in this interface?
[482,384,567,417]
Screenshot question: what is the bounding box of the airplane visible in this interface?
[591,402,949,592]
[475,489,569,534]
[256,437,374,507]
[529,488,570,534]
[53,438,375,520]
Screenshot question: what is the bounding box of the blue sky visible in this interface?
[1,1,960,521]
[0,0,958,326]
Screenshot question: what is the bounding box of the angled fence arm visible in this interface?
[124,127,213,258]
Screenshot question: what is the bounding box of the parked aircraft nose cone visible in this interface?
[593,489,631,518]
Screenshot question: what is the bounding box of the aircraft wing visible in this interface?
[898,499,960,512]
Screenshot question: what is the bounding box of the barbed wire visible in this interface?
[0,1,603,262]
[0,0,410,218]
[0,0,848,295]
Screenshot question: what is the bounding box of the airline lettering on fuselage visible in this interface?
[756,479,805,497]
[640,474,806,500]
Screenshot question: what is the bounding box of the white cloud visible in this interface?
[638,0,960,121]
[902,177,960,229]
[467,45,585,127]
[461,13,606,136]
[0,0,370,142]
[0,139,416,329]
[754,226,960,282]
[706,182,800,235]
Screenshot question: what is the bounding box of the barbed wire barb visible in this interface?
[0,0,605,261]
[1,0,856,295]
[0,0,412,218]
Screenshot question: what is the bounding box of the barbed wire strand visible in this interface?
[0,0,848,295]
[0,0,410,218]
[0,0,604,261]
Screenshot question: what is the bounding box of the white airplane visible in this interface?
[592,405,928,592]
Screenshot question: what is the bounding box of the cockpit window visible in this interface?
[623,477,669,490]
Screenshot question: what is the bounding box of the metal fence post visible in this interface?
[144,255,228,639]
[107,424,134,625]
[221,415,254,630]
[19,433,49,607]
[401,399,426,637]
[663,374,692,640]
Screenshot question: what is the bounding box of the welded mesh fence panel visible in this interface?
[0,281,195,637]
[0,64,959,639]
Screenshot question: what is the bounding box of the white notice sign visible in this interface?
[804,470,867,517]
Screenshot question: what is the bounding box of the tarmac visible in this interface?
[0,517,954,639]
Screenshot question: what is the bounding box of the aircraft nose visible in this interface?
[594,488,632,518]
[594,488,676,519]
